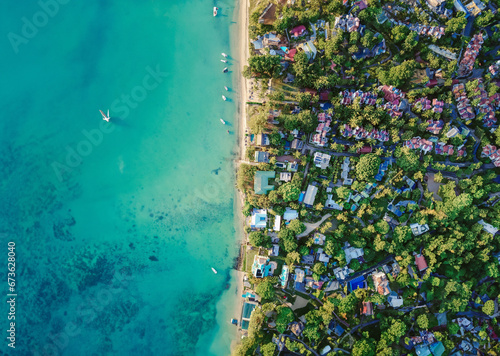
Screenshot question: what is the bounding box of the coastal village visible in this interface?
[233,0,500,355]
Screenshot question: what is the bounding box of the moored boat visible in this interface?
[213,7,218,16]
[222,95,227,101]
[222,67,228,73]
[224,86,229,91]
[220,118,226,124]
[221,52,228,57]
[221,59,227,63]
[231,319,238,325]
[100,109,110,122]
[211,267,218,274]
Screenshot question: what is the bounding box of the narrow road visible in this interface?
[298,214,332,237]
[281,334,320,356]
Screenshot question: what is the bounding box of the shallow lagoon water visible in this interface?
[1,1,241,355]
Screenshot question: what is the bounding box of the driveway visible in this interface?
[298,213,332,237]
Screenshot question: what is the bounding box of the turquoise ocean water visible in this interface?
[1,1,242,355]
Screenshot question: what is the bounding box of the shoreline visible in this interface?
[230,0,250,351]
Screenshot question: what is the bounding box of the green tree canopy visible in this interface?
[276,306,295,333]
[356,154,381,181]
[352,339,376,356]
[417,314,429,329]
[249,54,282,78]
[482,300,495,316]
[249,111,268,134]
[248,231,271,248]
[256,281,275,300]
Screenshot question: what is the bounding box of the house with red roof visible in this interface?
[290,25,306,38]
[415,254,428,272]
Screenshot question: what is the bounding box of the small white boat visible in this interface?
[212,267,218,274]
[221,59,227,63]
[213,7,218,16]
[221,53,228,57]
[224,86,229,91]
[222,95,227,101]
[100,109,110,122]
[222,67,228,73]
[220,118,226,124]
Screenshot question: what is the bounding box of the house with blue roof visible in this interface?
[348,275,367,292]
[387,203,403,217]
[327,320,345,336]
[251,209,268,229]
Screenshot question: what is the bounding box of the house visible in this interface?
[280,172,292,182]
[428,44,458,61]
[316,248,330,263]
[303,184,318,207]
[362,301,374,316]
[341,157,353,185]
[290,25,306,38]
[283,207,299,221]
[288,161,299,172]
[256,133,270,146]
[252,255,272,278]
[258,3,277,25]
[280,265,289,288]
[357,146,372,154]
[458,33,484,77]
[415,341,445,356]
[324,280,340,293]
[478,219,499,235]
[313,233,326,245]
[314,152,331,169]
[254,151,269,163]
[291,138,304,150]
[301,254,315,265]
[333,266,351,280]
[410,223,430,236]
[446,126,459,138]
[415,253,428,271]
[387,291,403,308]
[298,40,317,60]
[294,268,306,291]
[372,271,391,295]
[326,194,344,210]
[251,209,268,229]
[349,275,367,291]
[387,203,403,217]
[273,215,282,231]
[344,244,364,264]
[254,171,275,195]
[268,244,280,257]
[294,268,305,283]
[290,321,305,337]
